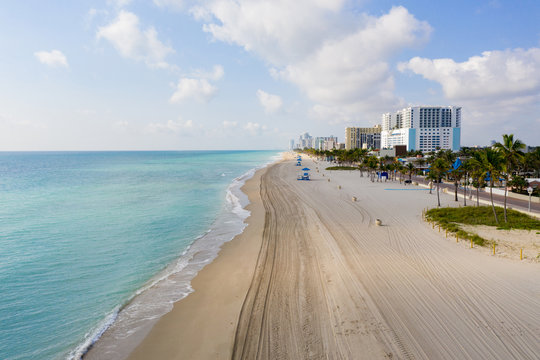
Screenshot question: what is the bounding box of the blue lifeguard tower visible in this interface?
[379,171,388,180]
[297,167,311,180]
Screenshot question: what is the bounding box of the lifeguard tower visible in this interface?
[297,167,310,181]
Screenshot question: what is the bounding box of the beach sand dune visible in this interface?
[127,157,540,360]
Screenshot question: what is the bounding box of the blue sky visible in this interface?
[0,0,539,150]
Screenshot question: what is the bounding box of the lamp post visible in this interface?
[527,187,533,212]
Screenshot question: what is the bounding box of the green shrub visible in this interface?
[424,205,539,248]
[426,206,540,231]
[471,234,485,246]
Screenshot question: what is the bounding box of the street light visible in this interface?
[527,186,533,212]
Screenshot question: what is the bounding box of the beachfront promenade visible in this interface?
[127,156,540,360]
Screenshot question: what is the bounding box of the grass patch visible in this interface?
[471,234,485,247]
[325,166,359,170]
[425,206,540,231]
[425,206,540,248]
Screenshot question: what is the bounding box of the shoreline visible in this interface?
[83,155,281,360]
[93,154,539,359]
[124,160,270,360]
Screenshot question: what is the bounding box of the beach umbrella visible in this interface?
[302,168,310,171]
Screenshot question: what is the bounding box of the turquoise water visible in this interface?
[0,151,279,360]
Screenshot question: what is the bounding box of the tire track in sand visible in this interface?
[233,158,540,360]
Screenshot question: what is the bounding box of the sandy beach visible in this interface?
[124,155,540,360]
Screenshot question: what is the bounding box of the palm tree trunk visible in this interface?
[490,182,499,223]
[437,180,441,207]
[503,183,508,223]
[454,181,458,201]
[476,186,480,207]
[463,174,467,206]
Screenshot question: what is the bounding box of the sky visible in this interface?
[0,0,539,150]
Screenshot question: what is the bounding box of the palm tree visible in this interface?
[357,149,369,177]
[395,162,405,183]
[493,134,525,222]
[431,158,449,207]
[451,161,465,202]
[469,151,485,206]
[392,159,401,181]
[414,157,426,169]
[479,148,504,223]
[377,158,385,182]
[460,158,475,206]
[406,162,415,181]
[366,156,378,182]
[523,147,540,177]
[426,170,437,194]
[437,149,456,183]
[387,163,395,181]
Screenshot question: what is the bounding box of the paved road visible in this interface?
[408,175,540,214]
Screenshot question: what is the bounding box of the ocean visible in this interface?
[0,150,280,360]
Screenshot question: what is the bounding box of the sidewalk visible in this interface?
[410,175,540,215]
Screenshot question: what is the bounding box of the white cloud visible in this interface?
[170,78,217,103]
[146,119,193,134]
[108,0,132,8]
[192,64,224,81]
[223,120,238,128]
[278,6,429,121]
[201,0,348,65]
[398,47,540,102]
[256,90,283,114]
[189,6,212,21]
[170,65,224,103]
[34,50,69,68]
[398,47,540,144]
[154,0,187,10]
[244,122,267,135]
[196,4,431,123]
[86,8,108,27]
[97,10,173,68]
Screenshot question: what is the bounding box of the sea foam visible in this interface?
[71,153,282,360]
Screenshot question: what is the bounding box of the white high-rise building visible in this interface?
[313,136,337,150]
[298,132,313,149]
[381,113,393,131]
[380,106,461,152]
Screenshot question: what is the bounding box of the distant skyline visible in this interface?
[0,0,539,150]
